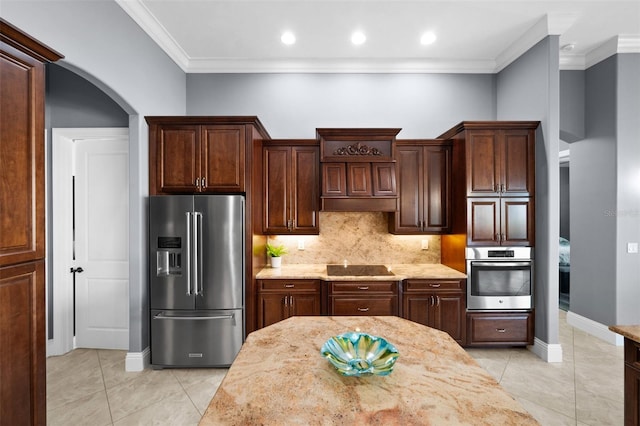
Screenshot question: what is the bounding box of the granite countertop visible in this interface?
[200,316,537,425]
[609,325,640,344]
[255,263,467,281]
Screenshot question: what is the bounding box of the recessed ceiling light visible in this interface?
[351,31,366,45]
[281,31,296,45]
[561,43,576,52]
[420,32,437,45]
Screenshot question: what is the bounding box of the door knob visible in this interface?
[70,267,84,274]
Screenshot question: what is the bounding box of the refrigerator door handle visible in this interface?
[154,312,235,321]
[185,212,192,295]
[193,211,203,295]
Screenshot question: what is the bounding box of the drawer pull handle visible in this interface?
[496,328,507,333]
[357,307,370,312]
[284,284,295,288]
[430,283,441,288]
[357,286,369,290]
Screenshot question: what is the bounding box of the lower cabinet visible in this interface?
[256,280,322,328]
[466,311,534,346]
[624,338,640,425]
[402,279,466,345]
[328,281,398,316]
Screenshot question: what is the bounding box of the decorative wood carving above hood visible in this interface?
[317,128,401,212]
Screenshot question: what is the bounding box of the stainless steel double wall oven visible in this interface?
[466,247,534,311]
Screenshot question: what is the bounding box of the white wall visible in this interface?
[496,36,561,346]
[615,54,640,325]
[3,0,187,353]
[186,73,496,138]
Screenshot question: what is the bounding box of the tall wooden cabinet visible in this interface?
[440,122,538,249]
[1,19,63,425]
[263,141,320,234]
[390,140,451,234]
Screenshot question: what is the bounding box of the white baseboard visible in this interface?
[566,311,624,346]
[125,347,150,371]
[529,338,563,362]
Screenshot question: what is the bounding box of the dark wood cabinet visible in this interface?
[465,129,534,197]
[263,142,319,234]
[328,281,399,316]
[147,117,270,195]
[402,279,466,344]
[1,19,62,425]
[148,122,245,193]
[466,311,534,346]
[256,280,322,328]
[623,338,640,426]
[322,162,397,197]
[390,141,451,234]
[467,197,534,246]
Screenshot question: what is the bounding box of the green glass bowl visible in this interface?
[320,332,399,376]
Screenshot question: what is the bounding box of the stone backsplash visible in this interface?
[267,212,441,265]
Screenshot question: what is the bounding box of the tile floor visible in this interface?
[46,310,624,425]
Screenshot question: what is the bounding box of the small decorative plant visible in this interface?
[266,242,287,258]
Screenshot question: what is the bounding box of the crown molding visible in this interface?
[115,0,190,72]
[585,35,640,69]
[186,58,498,74]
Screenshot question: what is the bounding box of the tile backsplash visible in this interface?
[268,212,440,265]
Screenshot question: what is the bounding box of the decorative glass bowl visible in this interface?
[320,332,399,376]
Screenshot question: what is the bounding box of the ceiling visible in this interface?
[116,0,640,73]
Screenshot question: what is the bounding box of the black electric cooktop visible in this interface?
[326,264,394,276]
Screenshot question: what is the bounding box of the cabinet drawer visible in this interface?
[626,339,640,369]
[330,297,398,316]
[404,280,464,292]
[259,280,320,292]
[467,312,533,345]
[330,281,397,294]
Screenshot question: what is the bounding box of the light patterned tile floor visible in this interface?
[46,310,624,425]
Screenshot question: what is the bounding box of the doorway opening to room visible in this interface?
[559,150,571,311]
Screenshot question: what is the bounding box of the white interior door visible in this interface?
[73,134,129,349]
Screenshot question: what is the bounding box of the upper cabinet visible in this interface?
[465,128,535,197]
[390,140,451,234]
[263,141,320,235]
[147,117,270,195]
[439,121,538,247]
[318,128,400,212]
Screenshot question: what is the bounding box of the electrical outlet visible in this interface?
[628,242,638,254]
[421,239,429,250]
[297,239,305,250]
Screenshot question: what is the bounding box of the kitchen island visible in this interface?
[200,316,537,425]
[609,325,640,426]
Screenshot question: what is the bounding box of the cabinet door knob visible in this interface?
[201,177,206,188]
[283,296,288,307]
[195,177,200,188]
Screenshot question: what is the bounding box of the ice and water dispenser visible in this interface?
[156,237,182,276]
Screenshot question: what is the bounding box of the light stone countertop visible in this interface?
[255,263,467,281]
[200,316,537,425]
[609,325,640,344]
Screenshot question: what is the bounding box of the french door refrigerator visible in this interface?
[149,195,244,368]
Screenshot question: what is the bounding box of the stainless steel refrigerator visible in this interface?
[149,195,244,368]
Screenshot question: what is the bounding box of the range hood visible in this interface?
[318,128,400,212]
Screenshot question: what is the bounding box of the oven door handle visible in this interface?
[471,261,531,268]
